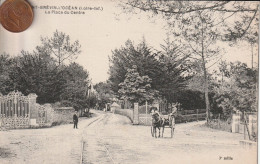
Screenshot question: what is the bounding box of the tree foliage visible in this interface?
[94,82,114,110]
[7,51,63,103]
[119,0,259,121]
[158,38,190,102]
[0,53,14,94]
[118,65,158,104]
[37,30,81,66]
[0,31,91,111]
[109,40,188,104]
[120,1,259,42]
[109,40,163,93]
[213,61,257,118]
[59,62,90,110]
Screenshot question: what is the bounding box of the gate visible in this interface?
[0,91,30,129]
[138,102,152,126]
[139,114,152,125]
[243,112,257,141]
[232,112,257,141]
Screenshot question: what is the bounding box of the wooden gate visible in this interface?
[0,91,30,129]
[138,102,152,126]
[139,114,152,126]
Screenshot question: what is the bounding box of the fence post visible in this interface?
[133,103,139,125]
[244,119,246,140]
[218,113,220,128]
[244,112,251,140]
[145,101,148,125]
[196,109,198,121]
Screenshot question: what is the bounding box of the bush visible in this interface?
[206,119,232,132]
[51,121,69,126]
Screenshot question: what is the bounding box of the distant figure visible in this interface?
[150,107,156,115]
[150,107,160,117]
[172,104,177,114]
[73,111,78,129]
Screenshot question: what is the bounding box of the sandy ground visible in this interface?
[0,112,103,164]
[0,110,257,164]
[82,112,257,164]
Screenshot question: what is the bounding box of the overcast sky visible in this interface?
[0,0,258,84]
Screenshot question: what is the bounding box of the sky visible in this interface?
[0,0,258,84]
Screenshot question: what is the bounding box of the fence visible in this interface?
[52,107,75,124]
[113,102,206,126]
[245,112,257,141]
[0,91,75,129]
[232,112,257,141]
[176,112,206,123]
[138,110,206,126]
[0,91,29,128]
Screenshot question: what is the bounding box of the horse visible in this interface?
[151,110,176,138]
[151,112,166,138]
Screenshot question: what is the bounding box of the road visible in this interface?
[0,110,257,164]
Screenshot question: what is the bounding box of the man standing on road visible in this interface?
[73,111,78,129]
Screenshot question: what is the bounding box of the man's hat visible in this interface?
[149,107,157,113]
[151,107,158,110]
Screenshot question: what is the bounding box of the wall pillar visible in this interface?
[232,114,240,133]
[248,115,257,136]
[133,103,139,125]
[28,93,38,125]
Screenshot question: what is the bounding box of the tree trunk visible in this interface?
[203,63,210,123]
[201,18,210,123]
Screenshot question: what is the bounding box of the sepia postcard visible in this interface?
[0,0,259,164]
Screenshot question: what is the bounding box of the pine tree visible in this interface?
[118,65,158,104]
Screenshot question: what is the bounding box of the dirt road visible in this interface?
[0,110,257,164]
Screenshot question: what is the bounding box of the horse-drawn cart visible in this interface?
[151,113,175,138]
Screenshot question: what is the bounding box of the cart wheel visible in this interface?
[171,126,173,138]
[171,127,175,138]
[171,117,175,138]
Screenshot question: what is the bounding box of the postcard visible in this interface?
[0,1,258,164]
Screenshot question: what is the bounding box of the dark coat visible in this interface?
[73,114,78,122]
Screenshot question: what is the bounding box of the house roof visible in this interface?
[111,102,120,107]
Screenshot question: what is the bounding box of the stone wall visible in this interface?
[44,104,53,126]
[52,107,75,124]
[114,108,133,122]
